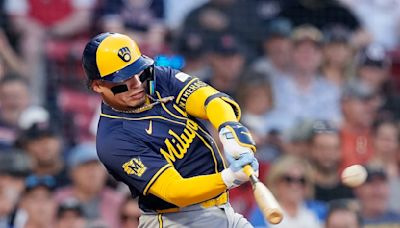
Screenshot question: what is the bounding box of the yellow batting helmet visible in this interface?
[82,32,154,83]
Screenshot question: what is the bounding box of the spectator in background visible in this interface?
[354,164,400,227]
[249,155,325,228]
[255,0,291,25]
[283,119,315,158]
[236,73,286,161]
[339,82,379,170]
[321,26,354,88]
[56,197,87,228]
[12,175,57,228]
[119,194,140,228]
[356,44,391,93]
[203,34,246,98]
[4,0,97,104]
[279,0,373,49]
[325,199,362,228]
[0,75,30,149]
[164,0,209,30]
[0,29,27,77]
[250,17,293,81]
[274,25,341,129]
[175,31,210,80]
[181,0,264,57]
[354,43,400,120]
[55,143,123,228]
[370,118,400,179]
[98,0,166,56]
[308,120,354,202]
[369,118,400,214]
[0,150,31,228]
[339,0,400,50]
[16,123,69,189]
[279,0,360,31]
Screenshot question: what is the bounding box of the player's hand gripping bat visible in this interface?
[219,122,283,224]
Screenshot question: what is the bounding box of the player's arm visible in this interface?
[184,83,256,156]
[148,153,258,207]
[172,71,240,130]
[184,85,240,130]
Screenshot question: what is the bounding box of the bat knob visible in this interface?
[267,209,283,224]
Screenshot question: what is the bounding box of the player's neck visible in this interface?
[103,95,174,114]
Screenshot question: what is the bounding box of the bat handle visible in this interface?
[243,165,259,184]
[243,165,254,176]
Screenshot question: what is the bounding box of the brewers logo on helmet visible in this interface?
[82,32,155,94]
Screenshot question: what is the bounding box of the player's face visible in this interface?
[93,71,147,110]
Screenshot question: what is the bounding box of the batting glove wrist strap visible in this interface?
[219,121,256,158]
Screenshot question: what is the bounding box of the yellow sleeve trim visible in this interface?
[143,164,172,195]
[185,86,219,119]
[148,167,227,207]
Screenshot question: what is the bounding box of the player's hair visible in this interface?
[325,199,363,227]
[266,155,314,199]
[86,78,94,91]
[371,115,399,138]
[236,70,274,110]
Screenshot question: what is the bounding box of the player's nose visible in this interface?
[126,74,142,89]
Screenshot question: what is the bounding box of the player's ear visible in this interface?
[91,80,103,93]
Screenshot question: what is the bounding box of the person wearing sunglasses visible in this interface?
[82,32,259,227]
[250,155,325,227]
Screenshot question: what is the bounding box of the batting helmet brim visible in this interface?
[103,55,154,83]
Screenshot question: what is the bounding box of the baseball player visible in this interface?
[82,32,259,227]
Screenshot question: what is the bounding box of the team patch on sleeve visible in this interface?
[175,72,191,82]
[176,78,208,109]
[122,157,147,177]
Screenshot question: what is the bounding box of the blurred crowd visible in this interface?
[1,0,400,227]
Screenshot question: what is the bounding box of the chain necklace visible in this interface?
[106,95,175,114]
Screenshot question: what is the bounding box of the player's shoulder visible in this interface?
[154,66,197,91]
[154,66,178,76]
[96,127,146,168]
[96,122,141,152]
[154,66,175,81]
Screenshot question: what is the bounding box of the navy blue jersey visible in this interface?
[96,66,226,212]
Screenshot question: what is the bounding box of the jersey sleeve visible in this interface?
[156,67,209,110]
[98,130,172,195]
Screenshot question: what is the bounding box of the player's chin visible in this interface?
[126,94,146,108]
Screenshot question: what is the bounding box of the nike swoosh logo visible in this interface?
[145,120,152,135]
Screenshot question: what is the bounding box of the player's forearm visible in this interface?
[148,167,226,207]
[206,98,237,129]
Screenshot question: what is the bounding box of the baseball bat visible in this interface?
[243,165,283,224]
